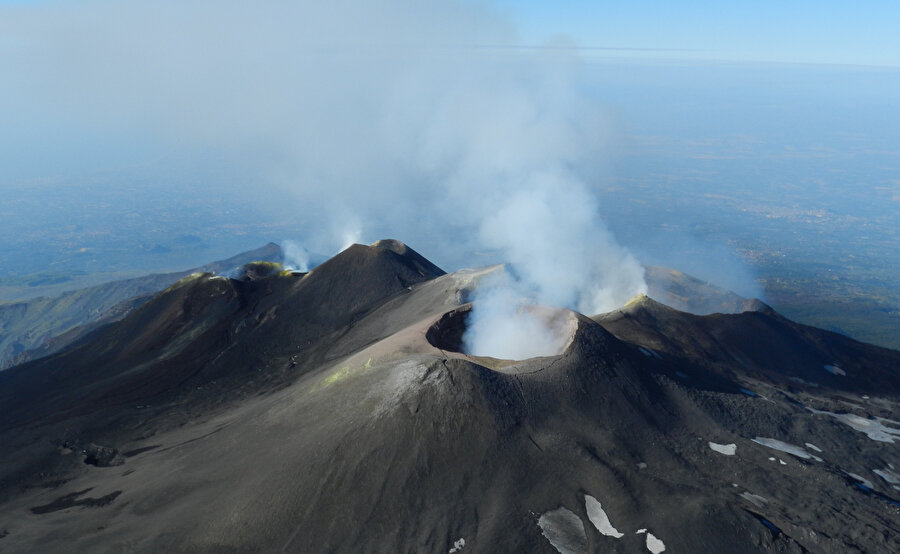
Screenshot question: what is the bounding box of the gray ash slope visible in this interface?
[0,240,898,553]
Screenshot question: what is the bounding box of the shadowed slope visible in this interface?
[595,294,900,394]
[0,243,283,369]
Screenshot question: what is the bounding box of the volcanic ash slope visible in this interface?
[0,240,899,553]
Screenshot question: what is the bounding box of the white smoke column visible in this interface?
[1,1,648,357]
[338,221,363,252]
[281,240,310,272]
[415,49,648,358]
[477,172,646,314]
[463,271,576,359]
[461,172,646,359]
[461,190,645,358]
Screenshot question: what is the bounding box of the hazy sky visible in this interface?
[2,0,895,184]
[0,0,897,294]
[488,0,900,66]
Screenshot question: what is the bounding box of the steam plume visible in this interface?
[281,240,310,272]
[1,0,647,357]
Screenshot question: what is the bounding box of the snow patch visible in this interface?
[709,442,737,456]
[807,408,900,443]
[537,507,587,554]
[847,473,875,489]
[874,468,900,485]
[646,533,666,553]
[740,492,767,508]
[584,495,623,538]
[804,442,823,452]
[752,437,823,462]
[823,364,846,376]
[449,538,465,553]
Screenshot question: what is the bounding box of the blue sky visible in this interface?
[2,1,898,66]
[485,0,900,66]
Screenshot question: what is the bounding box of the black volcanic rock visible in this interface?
[0,243,284,369]
[595,294,900,394]
[0,241,898,553]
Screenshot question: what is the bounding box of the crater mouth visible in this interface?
[426,306,472,353]
[426,304,577,361]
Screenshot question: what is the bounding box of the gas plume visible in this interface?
[281,240,311,273]
[1,0,647,357]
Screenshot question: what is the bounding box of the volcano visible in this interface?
[1,240,898,553]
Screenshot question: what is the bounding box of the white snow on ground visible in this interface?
[847,473,875,489]
[740,492,767,508]
[449,538,465,553]
[807,408,900,443]
[805,442,823,452]
[823,364,846,376]
[709,442,737,456]
[537,507,588,554]
[874,468,900,485]
[646,533,666,553]
[584,495,624,538]
[636,529,647,534]
[752,438,823,462]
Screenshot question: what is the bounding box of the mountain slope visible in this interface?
[0,240,898,553]
[644,265,764,315]
[0,243,282,369]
